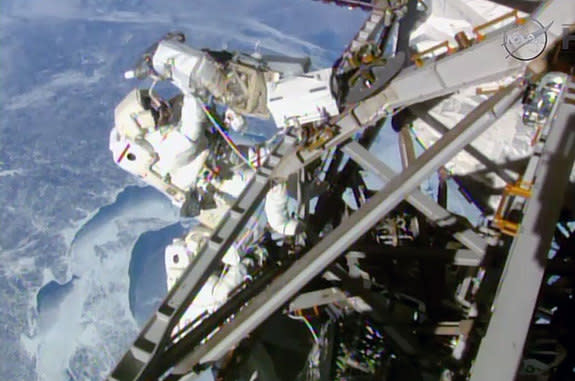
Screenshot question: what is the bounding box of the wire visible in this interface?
[212,264,230,295]
[148,79,161,108]
[200,103,257,170]
[388,105,406,117]
[288,313,319,344]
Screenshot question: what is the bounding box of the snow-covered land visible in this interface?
[0,1,366,379]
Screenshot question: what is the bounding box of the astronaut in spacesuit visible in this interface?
[123,32,267,128]
[111,32,302,236]
[125,32,337,127]
[109,35,311,343]
[111,33,252,214]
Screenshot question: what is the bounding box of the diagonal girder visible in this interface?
[107,133,298,381]
[273,0,574,181]
[408,103,518,184]
[342,141,488,259]
[470,74,575,381]
[170,80,524,374]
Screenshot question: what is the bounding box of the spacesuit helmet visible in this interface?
[138,89,173,127]
[114,88,173,138]
[114,88,156,138]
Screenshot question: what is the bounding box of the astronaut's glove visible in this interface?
[224,108,247,133]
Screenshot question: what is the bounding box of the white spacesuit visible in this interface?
[109,33,348,344]
[109,88,210,206]
[125,32,339,127]
[110,37,318,329]
[113,33,329,228]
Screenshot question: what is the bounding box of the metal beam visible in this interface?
[171,81,524,373]
[343,141,488,258]
[357,0,574,120]
[354,33,525,122]
[272,0,575,181]
[289,287,369,312]
[398,126,416,169]
[350,243,484,267]
[470,76,575,381]
[107,133,298,381]
[419,319,474,336]
[438,167,448,208]
[408,104,517,184]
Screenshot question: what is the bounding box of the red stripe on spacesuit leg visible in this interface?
[117,143,131,163]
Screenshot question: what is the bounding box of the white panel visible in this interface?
[266,68,339,128]
[436,38,523,88]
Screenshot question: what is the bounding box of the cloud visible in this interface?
[1,1,355,65]
[6,70,104,111]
